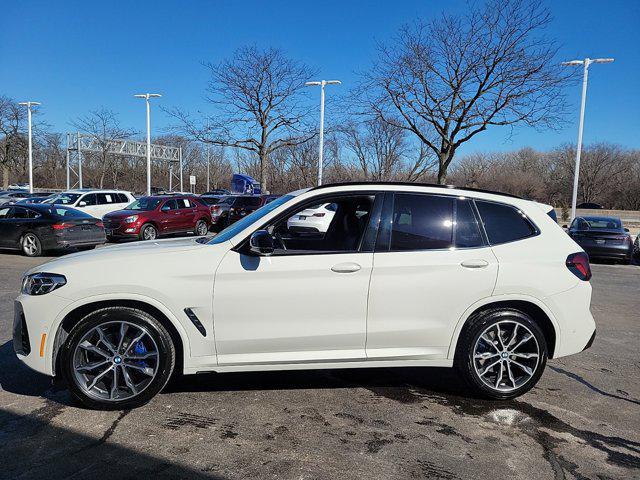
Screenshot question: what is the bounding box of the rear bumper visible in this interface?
[580,244,632,260]
[543,282,596,358]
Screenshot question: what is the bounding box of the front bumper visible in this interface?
[13,293,71,376]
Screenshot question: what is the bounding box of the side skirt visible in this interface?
[184,358,454,375]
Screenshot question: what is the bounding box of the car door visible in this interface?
[0,206,15,247]
[366,192,499,360]
[158,199,181,233]
[76,193,98,217]
[176,198,196,231]
[212,193,383,365]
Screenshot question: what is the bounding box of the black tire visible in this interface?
[194,219,208,236]
[21,232,42,257]
[632,238,639,259]
[139,223,158,241]
[60,307,175,410]
[455,308,547,400]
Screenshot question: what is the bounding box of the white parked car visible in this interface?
[14,183,595,409]
[44,189,135,218]
[287,202,337,233]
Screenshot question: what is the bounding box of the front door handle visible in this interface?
[331,262,361,273]
[461,259,489,269]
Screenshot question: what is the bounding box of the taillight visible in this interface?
[312,213,325,217]
[566,252,592,281]
[96,221,104,228]
[52,223,72,230]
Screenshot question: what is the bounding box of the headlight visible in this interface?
[123,215,138,223]
[21,273,67,295]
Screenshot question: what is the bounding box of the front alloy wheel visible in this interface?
[456,309,547,399]
[61,307,175,409]
[140,224,158,241]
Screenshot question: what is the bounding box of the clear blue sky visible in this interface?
[2,0,639,156]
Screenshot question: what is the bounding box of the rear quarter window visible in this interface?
[475,200,537,245]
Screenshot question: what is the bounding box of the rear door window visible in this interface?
[176,198,192,209]
[454,200,484,248]
[96,193,115,205]
[390,194,454,250]
[475,200,537,245]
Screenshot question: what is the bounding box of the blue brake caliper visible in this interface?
[133,340,148,368]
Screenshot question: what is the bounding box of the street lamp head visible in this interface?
[561,60,584,66]
[18,101,41,107]
[134,93,162,99]
[305,81,322,86]
[592,58,614,64]
[326,80,342,85]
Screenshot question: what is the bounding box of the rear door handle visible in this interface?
[331,262,361,273]
[461,259,489,269]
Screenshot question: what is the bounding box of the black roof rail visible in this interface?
[308,181,523,200]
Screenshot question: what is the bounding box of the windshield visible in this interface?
[208,194,295,244]
[46,193,81,205]
[126,198,162,211]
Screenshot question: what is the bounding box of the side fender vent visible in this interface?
[184,308,207,337]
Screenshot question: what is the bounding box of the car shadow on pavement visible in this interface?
[166,366,472,401]
[0,408,225,479]
[0,340,66,399]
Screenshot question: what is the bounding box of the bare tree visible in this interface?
[0,95,27,189]
[341,118,436,181]
[168,46,317,192]
[71,107,134,189]
[358,0,569,184]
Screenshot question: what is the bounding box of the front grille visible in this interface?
[13,301,30,356]
[104,219,122,229]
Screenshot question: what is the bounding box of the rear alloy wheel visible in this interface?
[61,307,175,409]
[195,219,208,236]
[21,233,42,257]
[455,309,547,399]
[140,224,158,241]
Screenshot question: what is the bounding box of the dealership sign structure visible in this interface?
[65,132,184,192]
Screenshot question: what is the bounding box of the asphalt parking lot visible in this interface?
[0,251,638,480]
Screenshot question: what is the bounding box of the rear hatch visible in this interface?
[572,229,629,246]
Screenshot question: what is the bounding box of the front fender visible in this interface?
[48,292,194,375]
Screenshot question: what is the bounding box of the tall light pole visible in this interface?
[18,101,40,193]
[561,58,614,220]
[306,80,341,186]
[134,93,162,196]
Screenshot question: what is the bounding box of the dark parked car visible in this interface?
[103,195,212,242]
[576,202,604,209]
[209,195,267,229]
[566,216,633,264]
[0,204,105,257]
[15,194,55,205]
[203,189,231,196]
[0,191,55,205]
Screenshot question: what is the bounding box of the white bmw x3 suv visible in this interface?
[14,183,595,409]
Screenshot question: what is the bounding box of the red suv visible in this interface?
[103,195,211,241]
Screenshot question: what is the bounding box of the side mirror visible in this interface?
[78,201,87,207]
[249,230,274,255]
[624,227,630,232]
[562,225,568,229]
